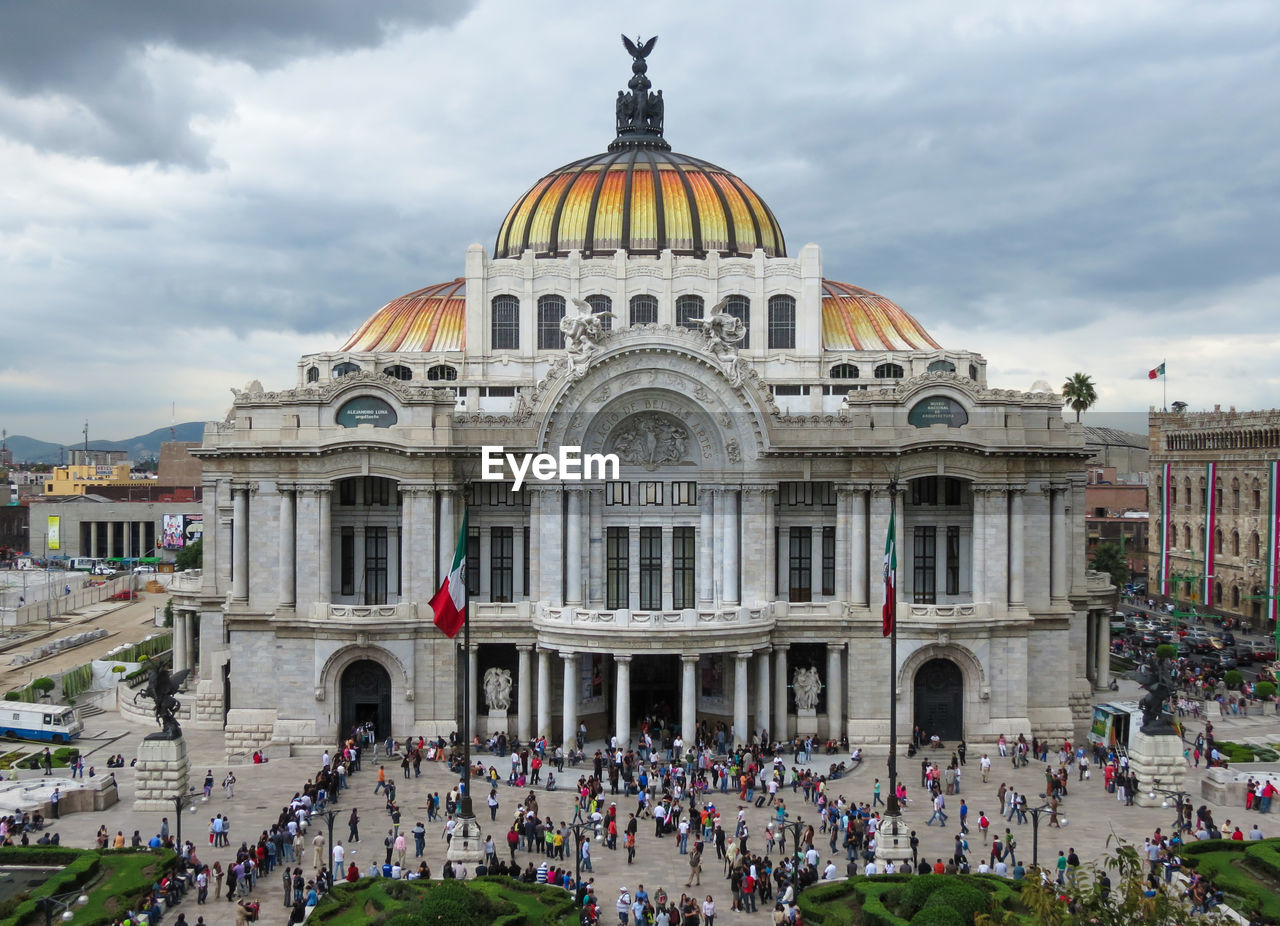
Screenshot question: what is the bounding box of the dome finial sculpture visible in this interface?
[613,34,668,149]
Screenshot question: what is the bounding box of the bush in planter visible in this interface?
[1156,644,1177,661]
[31,678,55,696]
[1256,682,1277,700]
[2,692,18,702]
[1225,669,1245,689]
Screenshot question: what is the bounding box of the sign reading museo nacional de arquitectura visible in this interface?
[172,39,1115,759]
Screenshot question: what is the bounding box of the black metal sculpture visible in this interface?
[135,663,190,740]
[615,34,664,141]
[1136,652,1177,735]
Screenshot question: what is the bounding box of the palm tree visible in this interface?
[1061,372,1098,422]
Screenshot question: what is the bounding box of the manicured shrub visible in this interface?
[919,881,988,922]
[908,904,967,926]
[898,873,950,916]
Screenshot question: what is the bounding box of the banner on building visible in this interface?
[161,514,185,550]
[47,515,60,551]
[183,514,204,547]
[1159,463,1172,596]
[1203,462,1216,607]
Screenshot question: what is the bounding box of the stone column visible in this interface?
[733,652,750,747]
[827,643,844,740]
[516,645,533,742]
[173,612,188,673]
[774,644,789,740]
[614,656,631,747]
[467,646,479,736]
[835,487,852,602]
[186,608,197,671]
[415,487,437,595]
[232,484,249,602]
[399,490,414,603]
[1050,486,1067,601]
[90,522,98,559]
[681,655,698,743]
[756,648,771,741]
[698,488,715,605]
[988,487,1009,607]
[544,489,564,607]
[561,652,578,748]
[971,489,986,604]
[763,487,778,601]
[661,525,675,610]
[438,489,456,585]
[278,487,296,609]
[869,487,890,612]
[317,487,332,604]
[1096,614,1112,690]
[1009,488,1025,606]
[722,489,740,605]
[566,489,584,606]
[536,649,551,740]
[528,489,542,600]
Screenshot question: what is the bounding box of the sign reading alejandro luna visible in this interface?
[336,395,398,428]
[908,395,968,428]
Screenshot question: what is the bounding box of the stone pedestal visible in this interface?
[445,813,485,874]
[874,812,915,871]
[1128,729,1186,807]
[796,708,818,738]
[134,736,191,811]
[487,709,510,738]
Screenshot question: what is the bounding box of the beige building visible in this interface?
[172,46,1112,757]
[1148,405,1280,625]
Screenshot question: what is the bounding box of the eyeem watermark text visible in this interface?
[481,446,620,490]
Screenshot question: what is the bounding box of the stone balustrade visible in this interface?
[168,569,203,592]
[311,602,417,621]
[536,604,769,627]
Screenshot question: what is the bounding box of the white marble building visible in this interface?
[172,47,1113,757]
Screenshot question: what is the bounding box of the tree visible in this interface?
[174,538,203,571]
[1091,542,1130,589]
[1062,372,1098,422]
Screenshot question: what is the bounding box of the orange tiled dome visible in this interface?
[494,148,786,260]
[821,280,940,351]
[339,278,465,352]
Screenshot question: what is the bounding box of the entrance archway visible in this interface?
[914,658,963,743]
[340,659,391,741]
[629,655,678,728]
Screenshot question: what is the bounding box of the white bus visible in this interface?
[69,558,102,572]
[0,704,83,744]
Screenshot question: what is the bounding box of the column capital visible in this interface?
[516,644,533,654]
[971,484,1009,497]
[773,642,790,653]
[560,650,578,662]
[277,482,298,494]
[756,644,774,656]
[295,483,332,497]
[399,484,435,497]
[681,654,700,666]
[614,654,632,664]
[735,651,753,662]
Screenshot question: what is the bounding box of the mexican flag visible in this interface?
[1148,362,1165,380]
[882,504,896,637]
[430,510,468,638]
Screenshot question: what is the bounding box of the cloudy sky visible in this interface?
[2,0,1277,442]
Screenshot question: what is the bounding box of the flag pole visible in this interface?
[886,477,900,817]
[1162,358,1166,412]
[460,595,473,818]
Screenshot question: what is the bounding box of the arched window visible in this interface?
[1232,586,1241,608]
[491,295,520,350]
[629,294,658,327]
[1232,478,1240,509]
[1197,476,1206,509]
[1215,529,1223,555]
[927,359,956,373]
[305,366,320,383]
[722,294,750,348]
[426,365,458,381]
[585,294,613,332]
[383,364,412,381]
[874,362,905,379]
[1215,479,1223,509]
[1253,479,1263,509]
[1183,525,1192,550]
[767,295,796,350]
[1182,477,1192,508]
[1170,483,1177,505]
[968,363,979,380]
[676,294,704,330]
[829,363,860,379]
[1232,530,1240,556]
[333,361,360,377]
[1215,581,1223,605]
[537,295,566,349]
[1250,532,1261,559]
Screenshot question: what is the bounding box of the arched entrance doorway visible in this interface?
[340,659,391,741]
[914,658,963,743]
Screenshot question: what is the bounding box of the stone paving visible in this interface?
[18,679,1280,925]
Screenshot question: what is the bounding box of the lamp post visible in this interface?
[1024,800,1064,868]
[36,890,88,926]
[316,808,341,881]
[168,787,197,852]
[567,804,601,890]
[1149,779,1191,833]
[779,814,806,863]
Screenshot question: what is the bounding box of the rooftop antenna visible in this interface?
[170,402,176,441]
[83,420,89,455]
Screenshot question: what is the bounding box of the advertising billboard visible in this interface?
[183,514,204,546]
[47,515,60,551]
[161,514,185,550]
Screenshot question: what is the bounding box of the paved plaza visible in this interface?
[13,672,1279,924]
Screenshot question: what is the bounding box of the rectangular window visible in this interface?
[676,294,704,330]
[789,526,812,602]
[672,526,695,609]
[772,385,809,396]
[639,527,662,610]
[630,294,658,327]
[606,527,629,609]
[364,526,388,605]
[638,481,663,506]
[466,527,480,597]
[491,295,520,350]
[522,526,530,597]
[944,477,962,506]
[340,527,355,596]
[946,526,960,596]
[913,526,936,604]
[605,481,631,505]
[910,478,938,506]
[768,295,796,350]
[782,482,813,506]
[338,480,356,506]
[490,526,513,603]
[821,525,835,596]
[672,481,697,505]
[364,477,391,506]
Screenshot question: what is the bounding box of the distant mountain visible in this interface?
[3,422,208,465]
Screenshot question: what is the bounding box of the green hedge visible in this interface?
[0,847,174,926]
[309,876,577,926]
[1213,740,1280,763]
[1181,837,1280,920]
[796,873,1022,926]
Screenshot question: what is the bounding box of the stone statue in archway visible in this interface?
[609,414,690,468]
[561,298,615,380]
[792,666,823,711]
[483,667,513,712]
[687,297,747,385]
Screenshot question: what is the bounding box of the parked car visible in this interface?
[110,590,139,601]
[1198,650,1237,673]
[132,565,156,574]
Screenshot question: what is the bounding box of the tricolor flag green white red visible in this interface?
[883,504,897,637]
[430,510,468,638]
[1148,362,1165,380]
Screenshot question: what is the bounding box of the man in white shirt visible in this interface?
[993,859,1008,877]
[980,754,992,782]
[863,859,878,876]
[822,861,837,880]
[977,860,990,874]
[332,841,345,880]
[1249,824,1265,840]
[884,859,896,874]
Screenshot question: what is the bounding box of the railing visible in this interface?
[905,602,986,620]
[536,604,770,628]
[315,602,418,621]
[0,574,138,628]
[168,570,203,593]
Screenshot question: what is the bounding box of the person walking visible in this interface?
[348,807,360,843]
[223,771,236,799]
[685,845,703,886]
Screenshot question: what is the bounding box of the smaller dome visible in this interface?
[821,280,940,351]
[340,278,465,352]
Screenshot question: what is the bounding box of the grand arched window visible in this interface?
[1250,532,1261,559]
[875,362,905,379]
[629,294,658,326]
[426,365,458,381]
[537,295,566,349]
[927,359,956,373]
[1215,529,1223,555]
[491,295,520,350]
[382,364,412,381]
[676,294,704,330]
[1183,525,1192,550]
[333,361,361,377]
[305,366,320,383]
[767,295,795,350]
[585,294,613,331]
[1232,530,1240,556]
[829,363,859,379]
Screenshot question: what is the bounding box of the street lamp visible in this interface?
[168,787,197,851]
[1149,779,1190,833]
[566,804,601,889]
[1024,800,1064,868]
[779,814,806,862]
[36,890,88,925]
[316,808,341,881]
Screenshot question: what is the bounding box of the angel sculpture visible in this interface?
[792,666,824,711]
[688,297,748,384]
[135,663,190,740]
[561,298,615,379]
